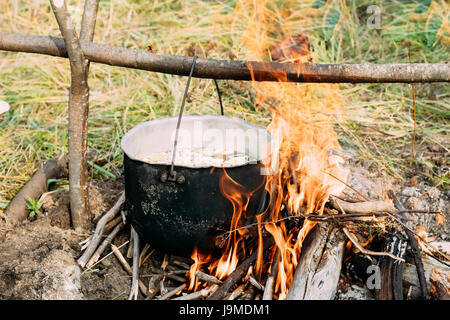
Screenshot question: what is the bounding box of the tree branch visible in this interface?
[49,0,90,230]
[4,153,68,224]
[1,32,449,83]
[80,0,100,75]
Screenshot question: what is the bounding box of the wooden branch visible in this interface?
[286,224,345,300]
[262,250,279,300]
[49,1,90,231]
[429,268,450,300]
[248,275,264,291]
[389,190,428,299]
[172,286,213,300]
[342,227,405,262]
[4,153,68,225]
[86,221,125,267]
[206,251,257,300]
[1,32,449,83]
[77,191,125,267]
[129,226,140,300]
[158,283,187,300]
[195,270,222,285]
[375,236,407,300]
[207,238,273,300]
[145,274,164,300]
[330,197,395,214]
[80,0,100,75]
[226,283,246,300]
[111,243,148,297]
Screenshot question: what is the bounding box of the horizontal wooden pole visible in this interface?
[1,32,449,83]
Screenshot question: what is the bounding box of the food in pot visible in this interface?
[141,147,252,167]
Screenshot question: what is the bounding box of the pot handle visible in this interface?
[165,55,225,183]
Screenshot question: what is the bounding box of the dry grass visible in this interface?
[0,0,449,212]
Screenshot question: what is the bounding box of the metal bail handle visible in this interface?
[162,55,225,184]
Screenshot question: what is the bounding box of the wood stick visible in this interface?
[138,244,151,267]
[158,283,187,300]
[80,0,99,75]
[287,224,345,300]
[262,250,279,300]
[140,249,155,268]
[111,243,148,296]
[240,286,256,300]
[104,215,123,232]
[249,275,265,291]
[161,254,169,270]
[159,277,167,296]
[126,229,134,259]
[430,268,450,300]
[389,190,428,299]
[145,274,164,300]
[4,153,68,225]
[195,270,222,285]
[226,283,247,300]
[80,215,122,251]
[172,286,212,300]
[86,221,125,267]
[333,197,405,262]
[330,197,395,214]
[77,191,125,267]
[151,267,187,283]
[49,1,90,231]
[207,239,273,300]
[327,172,450,264]
[171,258,191,270]
[1,32,449,83]
[342,227,404,262]
[128,226,140,300]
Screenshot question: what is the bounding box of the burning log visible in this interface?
[262,250,279,300]
[429,268,450,300]
[1,32,449,83]
[375,235,408,300]
[389,190,428,299]
[195,270,222,285]
[329,197,395,214]
[287,223,345,300]
[4,153,68,225]
[207,239,273,300]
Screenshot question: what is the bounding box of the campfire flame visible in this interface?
[188,0,349,299]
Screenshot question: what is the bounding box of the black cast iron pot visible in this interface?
[121,115,272,257]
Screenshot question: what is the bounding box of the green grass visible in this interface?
[0,0,449,213]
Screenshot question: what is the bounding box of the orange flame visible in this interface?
[235,0,349,299]
[188,0,349,299]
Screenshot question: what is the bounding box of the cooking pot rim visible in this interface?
[121,115,272,169]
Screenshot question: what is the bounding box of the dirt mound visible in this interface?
[0,178,134,300]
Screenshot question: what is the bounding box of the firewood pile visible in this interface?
[76,187,449,301]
